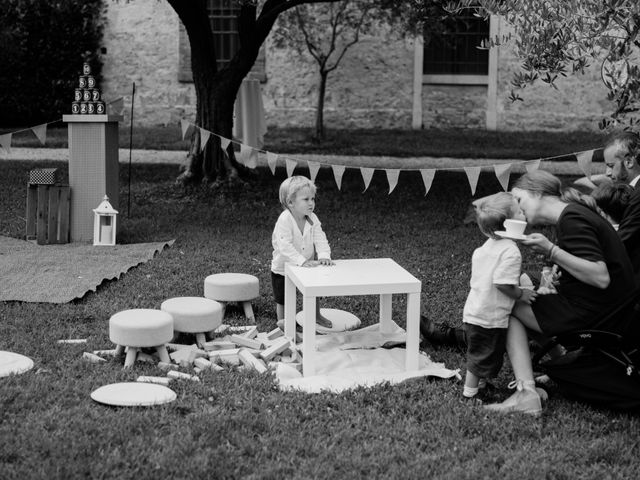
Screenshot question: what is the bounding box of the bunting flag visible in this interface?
[0,133,12,154]
[285,158,297,177]
[180,119,191,140]
[266,152,278,174]
[199,127,211,152]
[576,150,593,178]
[385,169,400,194]
[420,169,436,196]
[331,164,346,190]
[307,161,321,183]
[107,97,125,116]
[31,123,47,145]
[494,163,512,191]
[525,159,541,173]
[220,136,231,153]
[464,166,481,195]
[240,144,257,168]
[360,167,375,192]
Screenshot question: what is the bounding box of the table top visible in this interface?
[285,258,421,297]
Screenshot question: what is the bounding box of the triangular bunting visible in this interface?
[180,119,191,140]
[266,152,278,175]
[331,164,346,190]
[420,169,436,196]
[199,128,211,152]
[464,166,481,195]
[0,133,12,154]
[240,144,257,168]
[576,150,593,178]
[493,163,512,191]
[31,123,47,145]
[385,169,400,195]
[525,159,540,173]
[108,97,125,116]
[219,136,231,154]
[307,161,321,183]
[360,167,375,192]
[285,158,297,177]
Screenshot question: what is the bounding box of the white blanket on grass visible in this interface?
[276,323,460,393]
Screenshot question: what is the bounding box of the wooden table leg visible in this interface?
[406,293,420,371]
[302,295,317,377]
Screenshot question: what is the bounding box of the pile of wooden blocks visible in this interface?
[83,324,302,385]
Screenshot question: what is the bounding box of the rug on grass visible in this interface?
[0,235,174,303]
[276,322,461,393]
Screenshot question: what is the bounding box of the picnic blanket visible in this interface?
[0,235,174,303]
[276,322,460,393]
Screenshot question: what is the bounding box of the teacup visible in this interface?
[503,219,527,236]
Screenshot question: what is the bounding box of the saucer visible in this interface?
[495,231,528,241]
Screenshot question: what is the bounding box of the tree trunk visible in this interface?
[316,71,328,140]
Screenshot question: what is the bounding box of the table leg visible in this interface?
[302,295,317,377]
[406,293,420,371]
[284,274,297,342]
[379,294,393,333]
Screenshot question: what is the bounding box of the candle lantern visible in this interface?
[93,195,118,246]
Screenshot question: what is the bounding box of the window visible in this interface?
[423,12,489,84]
[178,0,266,82]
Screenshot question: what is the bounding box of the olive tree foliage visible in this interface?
[457,0,640,132]
[271,1,378,140]
[163,0,346,189]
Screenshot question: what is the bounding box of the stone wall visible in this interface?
[101,1,614,132]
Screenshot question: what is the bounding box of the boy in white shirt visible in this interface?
[462,193,536,402]
[271,176,334,328]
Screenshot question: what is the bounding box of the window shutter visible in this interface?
[178,22,193,83]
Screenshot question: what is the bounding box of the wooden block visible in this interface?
[92,349,117,357]
[211,363,224,372]
[241,326,258,339]
[260,337,291,362]
[170,348,206,367]
[57,338,87,344]
[202,340,236,351]
[82,352,106,363]
[137,376,171,386]
[266,328,284,340]
[167,343,198,351]
[209,348,240,365]
[256,332,269,341]
[213,324,230,333]
[194,367,202,374]
[167,370,200,382]
[227,325,255,334]
[229,334,264,350]
[158,361,178,371]
[194,357,213,370]
[238,349,268,373]
[137,352,156,363]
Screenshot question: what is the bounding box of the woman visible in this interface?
[486,170,637,414]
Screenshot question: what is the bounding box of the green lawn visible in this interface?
[1,159,638,479]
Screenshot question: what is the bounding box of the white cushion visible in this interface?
[295,308,361,333]
[160,297,223,333]
[204,273,259,302]
[109,309,173,347]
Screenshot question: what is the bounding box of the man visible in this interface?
[603,131,640,279]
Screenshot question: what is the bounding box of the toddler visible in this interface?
[462,192,536,402]
[271,176,334,328]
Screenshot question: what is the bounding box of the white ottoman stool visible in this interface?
[109,309,173,368]
[160,297,223,348]
[204,273,259,323]
[295,308,361,334]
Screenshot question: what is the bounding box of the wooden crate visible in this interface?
[26,184,70,244]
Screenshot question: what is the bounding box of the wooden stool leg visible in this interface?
[219,301,227,319]
[155,345,170,364]
[195,333,207,348]
[114,345,125,357]
[242,301,255,323]
[123,347,138,368]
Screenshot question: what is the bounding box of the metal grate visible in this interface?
[207,0,241,70]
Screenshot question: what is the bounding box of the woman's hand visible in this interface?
[521,233,554,255]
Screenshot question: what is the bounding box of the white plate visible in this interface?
[495,231,528,241]
[296,308,361,333]
[91,382,176,407]
[0,351,34,378]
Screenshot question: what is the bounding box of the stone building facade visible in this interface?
[101,0,611,132]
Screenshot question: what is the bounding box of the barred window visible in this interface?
[207,0,240,70]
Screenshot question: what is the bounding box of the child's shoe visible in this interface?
[484,379,542,416]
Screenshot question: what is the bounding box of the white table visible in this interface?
[284,258,421,376]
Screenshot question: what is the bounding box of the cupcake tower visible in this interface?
[71,63,105,115]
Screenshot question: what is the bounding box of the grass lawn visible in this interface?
[1,158,638,479]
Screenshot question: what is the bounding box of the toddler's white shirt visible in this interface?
[463,238,522,329]
[271,210,331,275]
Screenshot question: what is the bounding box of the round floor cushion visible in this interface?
[295,308,361,333]
[109,309,173,347]
[0,351,34,378]
[204,273,259,302]
[160,297,223,333]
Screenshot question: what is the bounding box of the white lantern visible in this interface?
[93,195,118,246]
